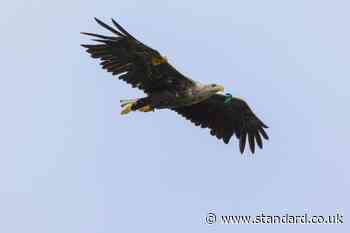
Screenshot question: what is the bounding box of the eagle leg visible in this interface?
[121,102,134,115]
[120,99,137,115]
[120,98,154,115]
[138,105,154,112]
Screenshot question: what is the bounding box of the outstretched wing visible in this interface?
[173,94,269,154]
[81,18,195,94]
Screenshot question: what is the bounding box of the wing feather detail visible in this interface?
[173,94,269,154]
[81,18,195,94]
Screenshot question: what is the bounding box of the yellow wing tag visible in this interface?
[151,56,167,66]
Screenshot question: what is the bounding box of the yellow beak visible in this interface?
[215,85,225,93]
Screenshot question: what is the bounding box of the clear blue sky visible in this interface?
[1,0,349,232]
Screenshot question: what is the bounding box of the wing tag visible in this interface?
[224,93,233,104]
[151,56,167,66]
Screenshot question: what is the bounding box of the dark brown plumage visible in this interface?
[81,18,269,154]
[81,18,194,94]
[174,95,268,153]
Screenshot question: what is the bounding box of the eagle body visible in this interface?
[82,18,269,154]
[127,82,224,111]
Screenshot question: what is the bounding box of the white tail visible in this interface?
[120,99,137,107]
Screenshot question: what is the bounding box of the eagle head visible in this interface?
[205,84,225,94]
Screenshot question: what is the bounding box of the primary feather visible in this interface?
[81,18,269,154]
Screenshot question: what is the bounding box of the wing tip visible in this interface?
[94,17,102,24]
[248,135,255,154]
[92,17,124,36]
[239,133,247,154]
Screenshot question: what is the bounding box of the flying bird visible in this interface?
[81,18,269,154]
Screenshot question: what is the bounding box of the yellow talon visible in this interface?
[138,105,153,112]
[121,103,133,115]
